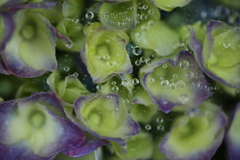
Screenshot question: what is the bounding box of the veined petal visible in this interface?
[64,133,109,157]
[189,20,240,88]
[226,103,240,160]
[150,0,192,11]
[74,93,140,145]
[82,22,132,83]
[140,51,210,113]
[160,101,227,160]
[1,10,57,77]
[0,93,85,159]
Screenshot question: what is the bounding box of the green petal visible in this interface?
[130,20,179,56]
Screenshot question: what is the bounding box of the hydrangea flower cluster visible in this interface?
[0,0,239,159]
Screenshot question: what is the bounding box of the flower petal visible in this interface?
[189,20,240,88]
[47,71,89,104]
[130,20,179,57]
[0,93,85,159]
[226,103,240,160]
[140,51,210,113]
[0,13,15,52]
[81,23,132,83]
[74,93,140,145]
[1,10,57,77]
[160,101,227,160]
[64,133,109,157]
[150,0,192,11]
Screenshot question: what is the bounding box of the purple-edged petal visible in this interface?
[140,51,210,113]
[226,103,240,160]
[8,2,58,12]
[0,13,15,51]
[81,22,132,83]
[150,0,191,11]
[0,92,85,159]
[189,20,240,88]
[160,101,227,160]
[74,93,140,145]
[64,134,109,157]
[1,10,57,77]
[0,56,9,75]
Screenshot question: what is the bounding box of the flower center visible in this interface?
[21,24,36,40]
[29,110,46,128]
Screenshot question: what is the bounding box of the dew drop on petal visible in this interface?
[180,60,189,69]
[133,46,142,56]
[132,78,139,85]
[145,124,152,131]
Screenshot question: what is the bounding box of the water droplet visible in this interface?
[172,74,178,79]
[64,66,70,72]
[107,95,113,99]
[186,71,194,78]
[156,118,163,124]
[135,32,141,38]
[132,78,139,85]
[111,81,116,85]
[73,72,79,77]
[106,39,110,43]
[96,85,102,91]
[176,80,185,89]
[148,9,154,14]
[169,83,176,89]
[86,12,94,19]
[140,14,147,20]
[157,125,165,131]
[133,46,142,56]
[161,80,169,87]
[135,60,141,66]
[178,94,189,104]
[148,77,155,83]
[130,148,136,152]
[123,99,130,104]
[141,25,149,31]
[140,57,146,63]
[118,20,125,26]
[180,60,189,69]
[163,100,168,104]
[145,124,152,131]
[143,4,148,10]
[223,42,231,48]
[66,42,73,48]
[112,86,119,92]
[162,64,168,69]
[121,80,128,86]
[148,20,154,26]
[146,59,152,65]
[159,77,164,81]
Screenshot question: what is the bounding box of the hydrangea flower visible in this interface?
[0,92,85,160]
[189,20,240,88]
[1,9,57,77]
[140,51,210,113]
[73,93,140,145]
[160,101,227,160]
[81,22,132,83]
